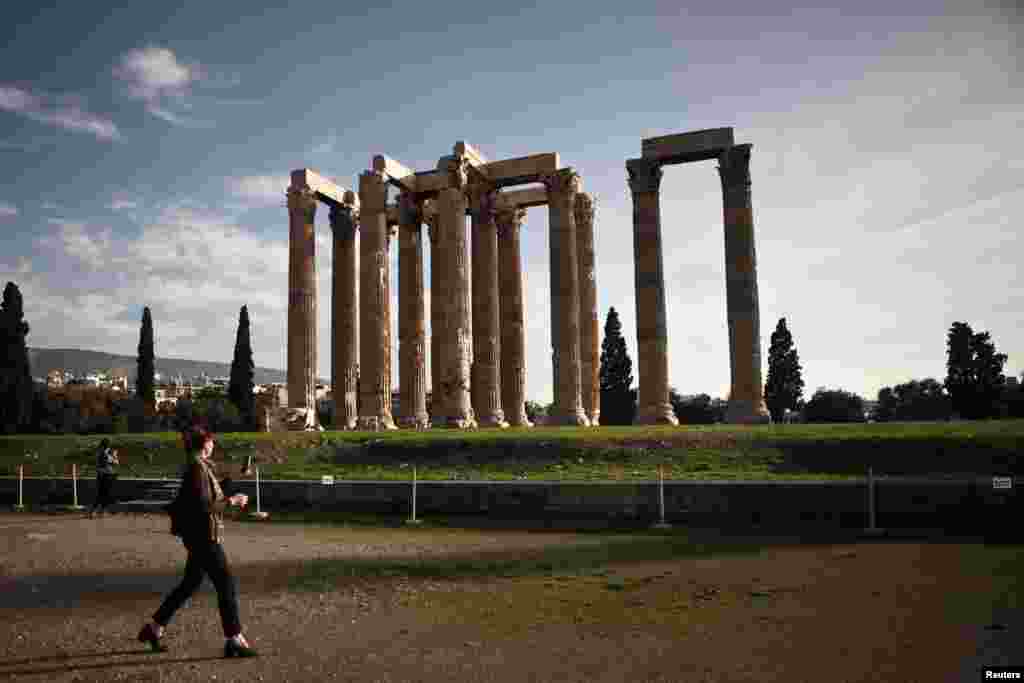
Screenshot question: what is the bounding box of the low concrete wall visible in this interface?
[0,476,1018,534]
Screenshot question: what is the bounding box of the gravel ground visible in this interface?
[0,511,1018,682]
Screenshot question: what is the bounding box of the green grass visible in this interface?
[0,420,1021,482]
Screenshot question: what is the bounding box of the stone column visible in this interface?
[397,191,429,429]
[435,156,476,428]
[469,182,508,428]
[719,144,771,424]
[574,192,600,426]
[545,168,589,426]
[497,206,532,427]
[427,211,445,426]
[286,186,319,428]
[329,195,359,430]
[626,159,678,425]
[357,170,397,430]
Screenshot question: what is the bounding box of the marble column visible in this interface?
[357,170,397,430]
[286,187,319,427]
[497,206,532,427]
[626,159,678,425]
[427,211,445,426]
[435,157,476,428]
[470,182,508,428]
[545,168,589,426]
[574,192,600,426]
[329,195,359,430]
[719,144,771,424]
[398,191,430,429]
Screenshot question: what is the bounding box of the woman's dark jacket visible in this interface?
[168,457,239,544]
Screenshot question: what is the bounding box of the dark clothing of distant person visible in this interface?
[90,446,118,515]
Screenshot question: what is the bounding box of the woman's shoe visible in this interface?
[137,623,168,653]
[224,638,259,658]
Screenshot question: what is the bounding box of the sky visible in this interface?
[1,0,1021,405]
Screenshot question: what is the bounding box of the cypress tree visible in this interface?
[599,307,635,425]
[0,282,34,433]
[763,317,805,423]
[945,321,1007,419]
[136,306,155,407]
[228,305,255,429]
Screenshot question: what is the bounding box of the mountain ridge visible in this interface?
[27,347,327,385]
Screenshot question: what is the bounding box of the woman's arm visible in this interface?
[186,463,230,516]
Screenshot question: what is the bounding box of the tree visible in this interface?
[669,390,723,424]
[873,378,952,422]
[136,307,155,409]
[803,388,866,423]
[524,400,546,423]
[599,307,635,425]
[0,282,34,433]
[944,321,1007,419]
[228,305,256,429]
[763,318,804,423]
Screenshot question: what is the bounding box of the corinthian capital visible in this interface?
[718,144,752,190]
[438,154,468,190]
[287,187,317,217]
[397,190,421,227]
[626,159,662,194]
[543,168,581,198]
[496,206,527,240]
[329,203,359,240]
[574,192,595,225]
[358,170,389,212]
[468,182,498,224]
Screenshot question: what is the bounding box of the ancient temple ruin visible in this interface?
[284,127,768,430]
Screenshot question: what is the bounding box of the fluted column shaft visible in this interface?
[398,192,430,428]
[286,187,318,423]
[427,213,445,425]
[497,207,532,427]
[574,192,600,426]
[357,171,397,430]
[329,201,359,429]
[545,169,589,426]
[627,159,678,425]
[436,182,476,428]
[719,144,770,424]
[470,183,508,428]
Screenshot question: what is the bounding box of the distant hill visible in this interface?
[27,347,325,386]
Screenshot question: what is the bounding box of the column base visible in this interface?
[438,416,479,429]
[550,410,591,427]
[724,399,771,425]
[587,411,601,427]
[282,408,322,431]
[635,404,679,426]
[477,413,509,428]
[398,415,431,430]
[506,415,534,428]
[356,415,398,431]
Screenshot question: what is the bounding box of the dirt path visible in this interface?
[0,512,1015,682]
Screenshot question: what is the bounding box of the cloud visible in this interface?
[108,198,138,211]
[113,46,216,127]
[0,202,17,219]
[227,175,289,205]
[0,85,120,141]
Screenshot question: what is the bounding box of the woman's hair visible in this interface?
[99,438,110,450]
[181,422,215,455]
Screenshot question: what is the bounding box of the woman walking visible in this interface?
[89,439,119,517]
[137,423,258,657]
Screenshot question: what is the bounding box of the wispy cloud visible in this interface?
[0,85,119,141]
[227,175,288,206]
[108,198,139,211]
[0,202,17,219]
[113,46,218,128]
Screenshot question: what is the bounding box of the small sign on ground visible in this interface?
[321,475,335,485]
[992,476,1013,490]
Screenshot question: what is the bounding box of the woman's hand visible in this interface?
[229,494,249,508]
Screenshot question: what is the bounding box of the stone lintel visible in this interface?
[412,170,448,194]
[497,186,547,210]
[641,127,735,165]
[290,168,352,206]
[372,154,417,192]
[483,153,560,187]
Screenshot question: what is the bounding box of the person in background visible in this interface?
[137,423,257,657]
[89,439,119,518]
